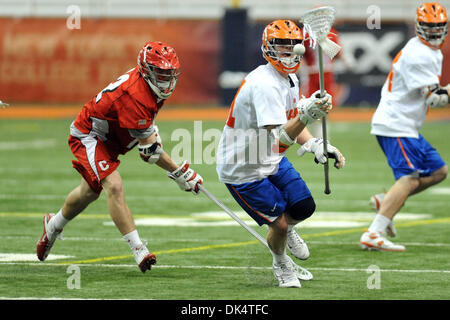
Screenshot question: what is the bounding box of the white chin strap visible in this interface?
[428,38,444,46]
[146,78,172,99]
[279,57,298,69]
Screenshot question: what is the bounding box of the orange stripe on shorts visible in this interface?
[230,186,272,223]
[397,138,414,169]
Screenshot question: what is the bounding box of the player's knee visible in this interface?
[108,182,124,196]
[436,165,448,182]
[101,172,125,196]
[286,197,316,221]
[271,215,289,234]
[84,188,100,202]
[102,179,124,196]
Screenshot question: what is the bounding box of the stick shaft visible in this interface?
[198,185,269,248]
[317,46,331,194]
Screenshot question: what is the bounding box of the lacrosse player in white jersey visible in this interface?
[216,20,345,288]
[360,2,449,252]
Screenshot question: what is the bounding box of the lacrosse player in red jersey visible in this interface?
[36,41,203,272]
[360,3,448,252]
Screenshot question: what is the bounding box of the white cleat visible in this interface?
[133,243,157,273]
[360,230,405,252]
[273,259,301,288]
[370,193,397,237]
[286,229,310,260]
[286,255,313,281]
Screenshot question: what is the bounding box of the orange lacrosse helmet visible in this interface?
[416,2,448,48]
[261,20,303,74]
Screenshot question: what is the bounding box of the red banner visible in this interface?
[0,18,220,105]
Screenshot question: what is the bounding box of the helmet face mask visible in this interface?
[263,38,302,70]
[261,20,303,74]
[144,65,180,97]
[137,42,180,99]
[416,21,448,46]
[416,2,448,48]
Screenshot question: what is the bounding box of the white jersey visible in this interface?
[216,63,300,184]
[371,37,442,138]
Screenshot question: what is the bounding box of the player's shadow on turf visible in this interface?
[244,246,278,288]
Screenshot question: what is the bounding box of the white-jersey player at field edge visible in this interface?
[361,2,449,252]
[216,20,345,288]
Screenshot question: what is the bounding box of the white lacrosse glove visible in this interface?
[421,84,449,108]
[168,160,203,195]
[297,90,332,125]
[297,138,345,169]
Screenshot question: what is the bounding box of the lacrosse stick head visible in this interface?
[300,6,342,59]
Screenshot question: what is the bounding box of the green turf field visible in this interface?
[0,116,449,301]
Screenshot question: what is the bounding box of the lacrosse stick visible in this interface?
[198,184,313,280]
[300,6,341,195]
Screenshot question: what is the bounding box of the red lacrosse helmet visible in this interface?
[137,41,181,99]
[261,20,303,75]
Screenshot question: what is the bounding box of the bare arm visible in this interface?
[296,126,314,145]
[266,114,313,145]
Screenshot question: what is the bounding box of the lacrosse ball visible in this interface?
[293,43,305,56]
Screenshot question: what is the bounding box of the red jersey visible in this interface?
[71,67,162,155]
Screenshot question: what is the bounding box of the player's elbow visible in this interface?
[138,141,163,164]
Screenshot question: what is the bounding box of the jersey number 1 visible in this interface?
[386,50,402,92]
[226,79,246,128]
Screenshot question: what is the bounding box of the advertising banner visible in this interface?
[0,18,220,105]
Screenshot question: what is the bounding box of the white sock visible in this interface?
[49,209,69,232]
[368,214,391,234]
[271,248,289,265]
[123,230,143,250]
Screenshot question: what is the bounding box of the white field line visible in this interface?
[0,235,229,243]
[1,193,449,208]
[0,139,57,150]
[0,296,145,300]
[429,187,450,195]
[2,235,449,247]
[1,262,449,274]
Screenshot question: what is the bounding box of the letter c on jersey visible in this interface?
[98,161,110,171]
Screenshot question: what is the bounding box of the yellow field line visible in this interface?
[57,217,450,265]
[57,241,257,265]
